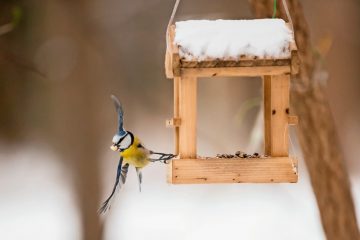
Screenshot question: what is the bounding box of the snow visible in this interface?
[174,19,294,61]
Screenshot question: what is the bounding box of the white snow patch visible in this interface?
[174,19,294,61]
[0,144,81,240]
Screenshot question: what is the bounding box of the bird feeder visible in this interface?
[165,11,300,184]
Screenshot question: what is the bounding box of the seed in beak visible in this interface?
[110,145,118,151]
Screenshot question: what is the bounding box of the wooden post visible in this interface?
[264,75,290,157]
[179,76,197,158]
[174,77,180,155]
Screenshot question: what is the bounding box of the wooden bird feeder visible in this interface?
[164,13,300,184]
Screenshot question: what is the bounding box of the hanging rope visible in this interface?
[272,0,277,18]
[281,0,295,42]
[166,0,181,51]
[273,0,294,38]
[281,0,294,31]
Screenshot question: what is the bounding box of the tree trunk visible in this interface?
[41,1,105,239]
[249,1,359,239]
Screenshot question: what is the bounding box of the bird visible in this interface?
[99,95,176,214]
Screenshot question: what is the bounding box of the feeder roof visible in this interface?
[174,19,294,61]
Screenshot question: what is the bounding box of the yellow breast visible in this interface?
[120,137,149,168]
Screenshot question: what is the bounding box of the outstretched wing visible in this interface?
[111,95,127,137]
[99,157,124,214]
[121,163,129,184]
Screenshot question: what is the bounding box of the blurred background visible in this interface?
[0,0,359,239]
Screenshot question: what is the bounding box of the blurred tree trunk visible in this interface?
[41,1,105,240]
[249,1,359,239]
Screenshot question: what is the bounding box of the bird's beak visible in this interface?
[110,144,118,151]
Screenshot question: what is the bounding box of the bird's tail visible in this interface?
[135,167,142,192]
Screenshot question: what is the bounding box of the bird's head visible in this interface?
[110,131,134,152]
[110,95,134,152]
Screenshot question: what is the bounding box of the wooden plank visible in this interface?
[174,77,180,154]
[181,66,291,78]
[165,51,173,78]
[168,157,298,184]
[291,50,300,75]
[165,25,180,78]
[166,118,181,127]
[172,53,181,77]
[167,160,174,183]
[263,76,272,156]
[179,76,197,158]
[264,75,290,157]
[165,25,175,79]
[168,25,178,54]
[181,58,291,68]
[168,25,181,77]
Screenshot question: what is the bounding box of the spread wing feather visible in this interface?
[99,157,123,214]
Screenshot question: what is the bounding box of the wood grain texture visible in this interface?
[181,66,290,78]
[264,75,290,157]
[179,76,197,158]
[165,50,172,78]
[181,58,291,68]
[250,1,359,239]
[168,157,298,184]
[165,25,181,78]
[166,118,181,127]
[173,77,180,155]
[263,76,272,156]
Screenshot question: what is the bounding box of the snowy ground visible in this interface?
[0,146,81,240]
[1,144,359,240]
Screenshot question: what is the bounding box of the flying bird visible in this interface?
[99,95,176,214]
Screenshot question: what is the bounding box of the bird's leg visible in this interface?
[135,167,142,192]
[149,151,176,163]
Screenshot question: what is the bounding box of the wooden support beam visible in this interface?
[168,157,298,184]
[174,77,180,154]
[165,51,173,79]
[263,75,290,157]
[165,25,181,78]
[179,76,197,158]
[181,66,291,78]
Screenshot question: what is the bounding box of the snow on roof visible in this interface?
[174,19,294,61]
